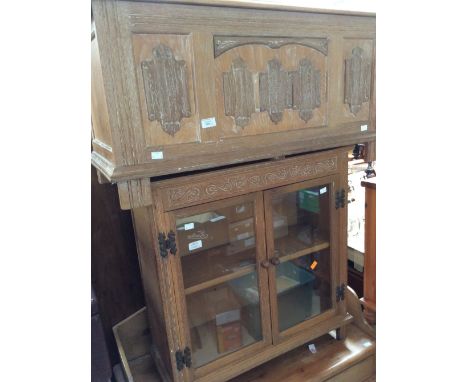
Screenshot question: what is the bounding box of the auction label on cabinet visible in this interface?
[184,223,194,231]
[360,124,368,132]
[188,240,202,251]
[201,117,216,129]
[151,151,164,160]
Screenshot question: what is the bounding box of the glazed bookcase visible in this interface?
[130,147,351,382]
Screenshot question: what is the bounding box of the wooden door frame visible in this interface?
[165,192,273,380]
[263,174,342,345]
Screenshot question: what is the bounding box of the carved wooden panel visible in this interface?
[156,153,339,211]
[335,38,374,124]
[344,47,371,115]
[214,36,328,57]
[215,43,328,137]
[223,57,256,128]
[291,59,321,122]
[259,59,292,123]
[132,34,199,148]
[141,44,191,136]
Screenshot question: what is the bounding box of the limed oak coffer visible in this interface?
[91,0,375,187]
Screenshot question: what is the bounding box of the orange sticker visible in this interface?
[310,260,318,270]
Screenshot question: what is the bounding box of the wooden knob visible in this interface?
[270,257,280,266]
[260,260,270,269]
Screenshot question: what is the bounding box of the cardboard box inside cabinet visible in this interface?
[228,218,255,242]
[273,214,288,239]
[272,192,298,226]
[216,309,242,353]
[186,285,241,329]
[227,237,256,256]
[222,203,254,223]
[177,212,229,256]
[298,189,320,213]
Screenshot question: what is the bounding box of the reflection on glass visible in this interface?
[272,185,332,332]
[176,201,263,367]
[186,273,262,367]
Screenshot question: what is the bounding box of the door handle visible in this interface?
[260,260,271,269]
[270,257,281,266]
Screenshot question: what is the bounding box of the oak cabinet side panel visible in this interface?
[131,207,179,381]
[91,27,114,162]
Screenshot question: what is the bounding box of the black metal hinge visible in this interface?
[335,189,346,209]
[336,283,346,302]
[158,230,177,258]
[175,347,192,371]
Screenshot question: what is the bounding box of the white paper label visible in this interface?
[201,117,217,129]
[209,215,226,223]
[184,223,194,231]
[273,216,286,228]
[151,151,164,160]
[319,187,327,195]
[236,205,246,214]
[308,343,317,354]
[188,240,202,251]
[360,124,368,132]
[237,232,250,241]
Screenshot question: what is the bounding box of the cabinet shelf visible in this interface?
[274,225,330,264]
[185,264,256,296]
[182,243,257,295]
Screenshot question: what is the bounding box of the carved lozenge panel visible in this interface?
[160,156,338,210]
[344,47,371,115]
[223,57,256,128]
[259,59,292,123]
[141,44,191,136]
[291,59,321,122]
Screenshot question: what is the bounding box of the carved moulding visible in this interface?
[344,47,371,115]
[259,59,292,123]
[223,57,256,128]
[214,36,328,57]
[163,157,337,209]
[141,44,191,136]
[291,59,321,122]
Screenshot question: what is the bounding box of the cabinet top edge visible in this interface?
[120,0,376,17]
[151,146,350,192]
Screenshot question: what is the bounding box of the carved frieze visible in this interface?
[141,44,191,136]
[214,36,328,57]
[344,47,371,115]
[223,58,255,128]
[259,59,292,123]
[291,59,321,122]
[162,156,338,210]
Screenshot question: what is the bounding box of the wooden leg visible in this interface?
[336,325,347,341]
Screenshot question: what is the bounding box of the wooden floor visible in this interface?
[230,324,375,382]
[115,324,375,382]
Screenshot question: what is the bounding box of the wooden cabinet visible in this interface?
[130,147,351,382]
[91,0,375,186]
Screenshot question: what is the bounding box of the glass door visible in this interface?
[169,192,271,377]
[263,175,340,341]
